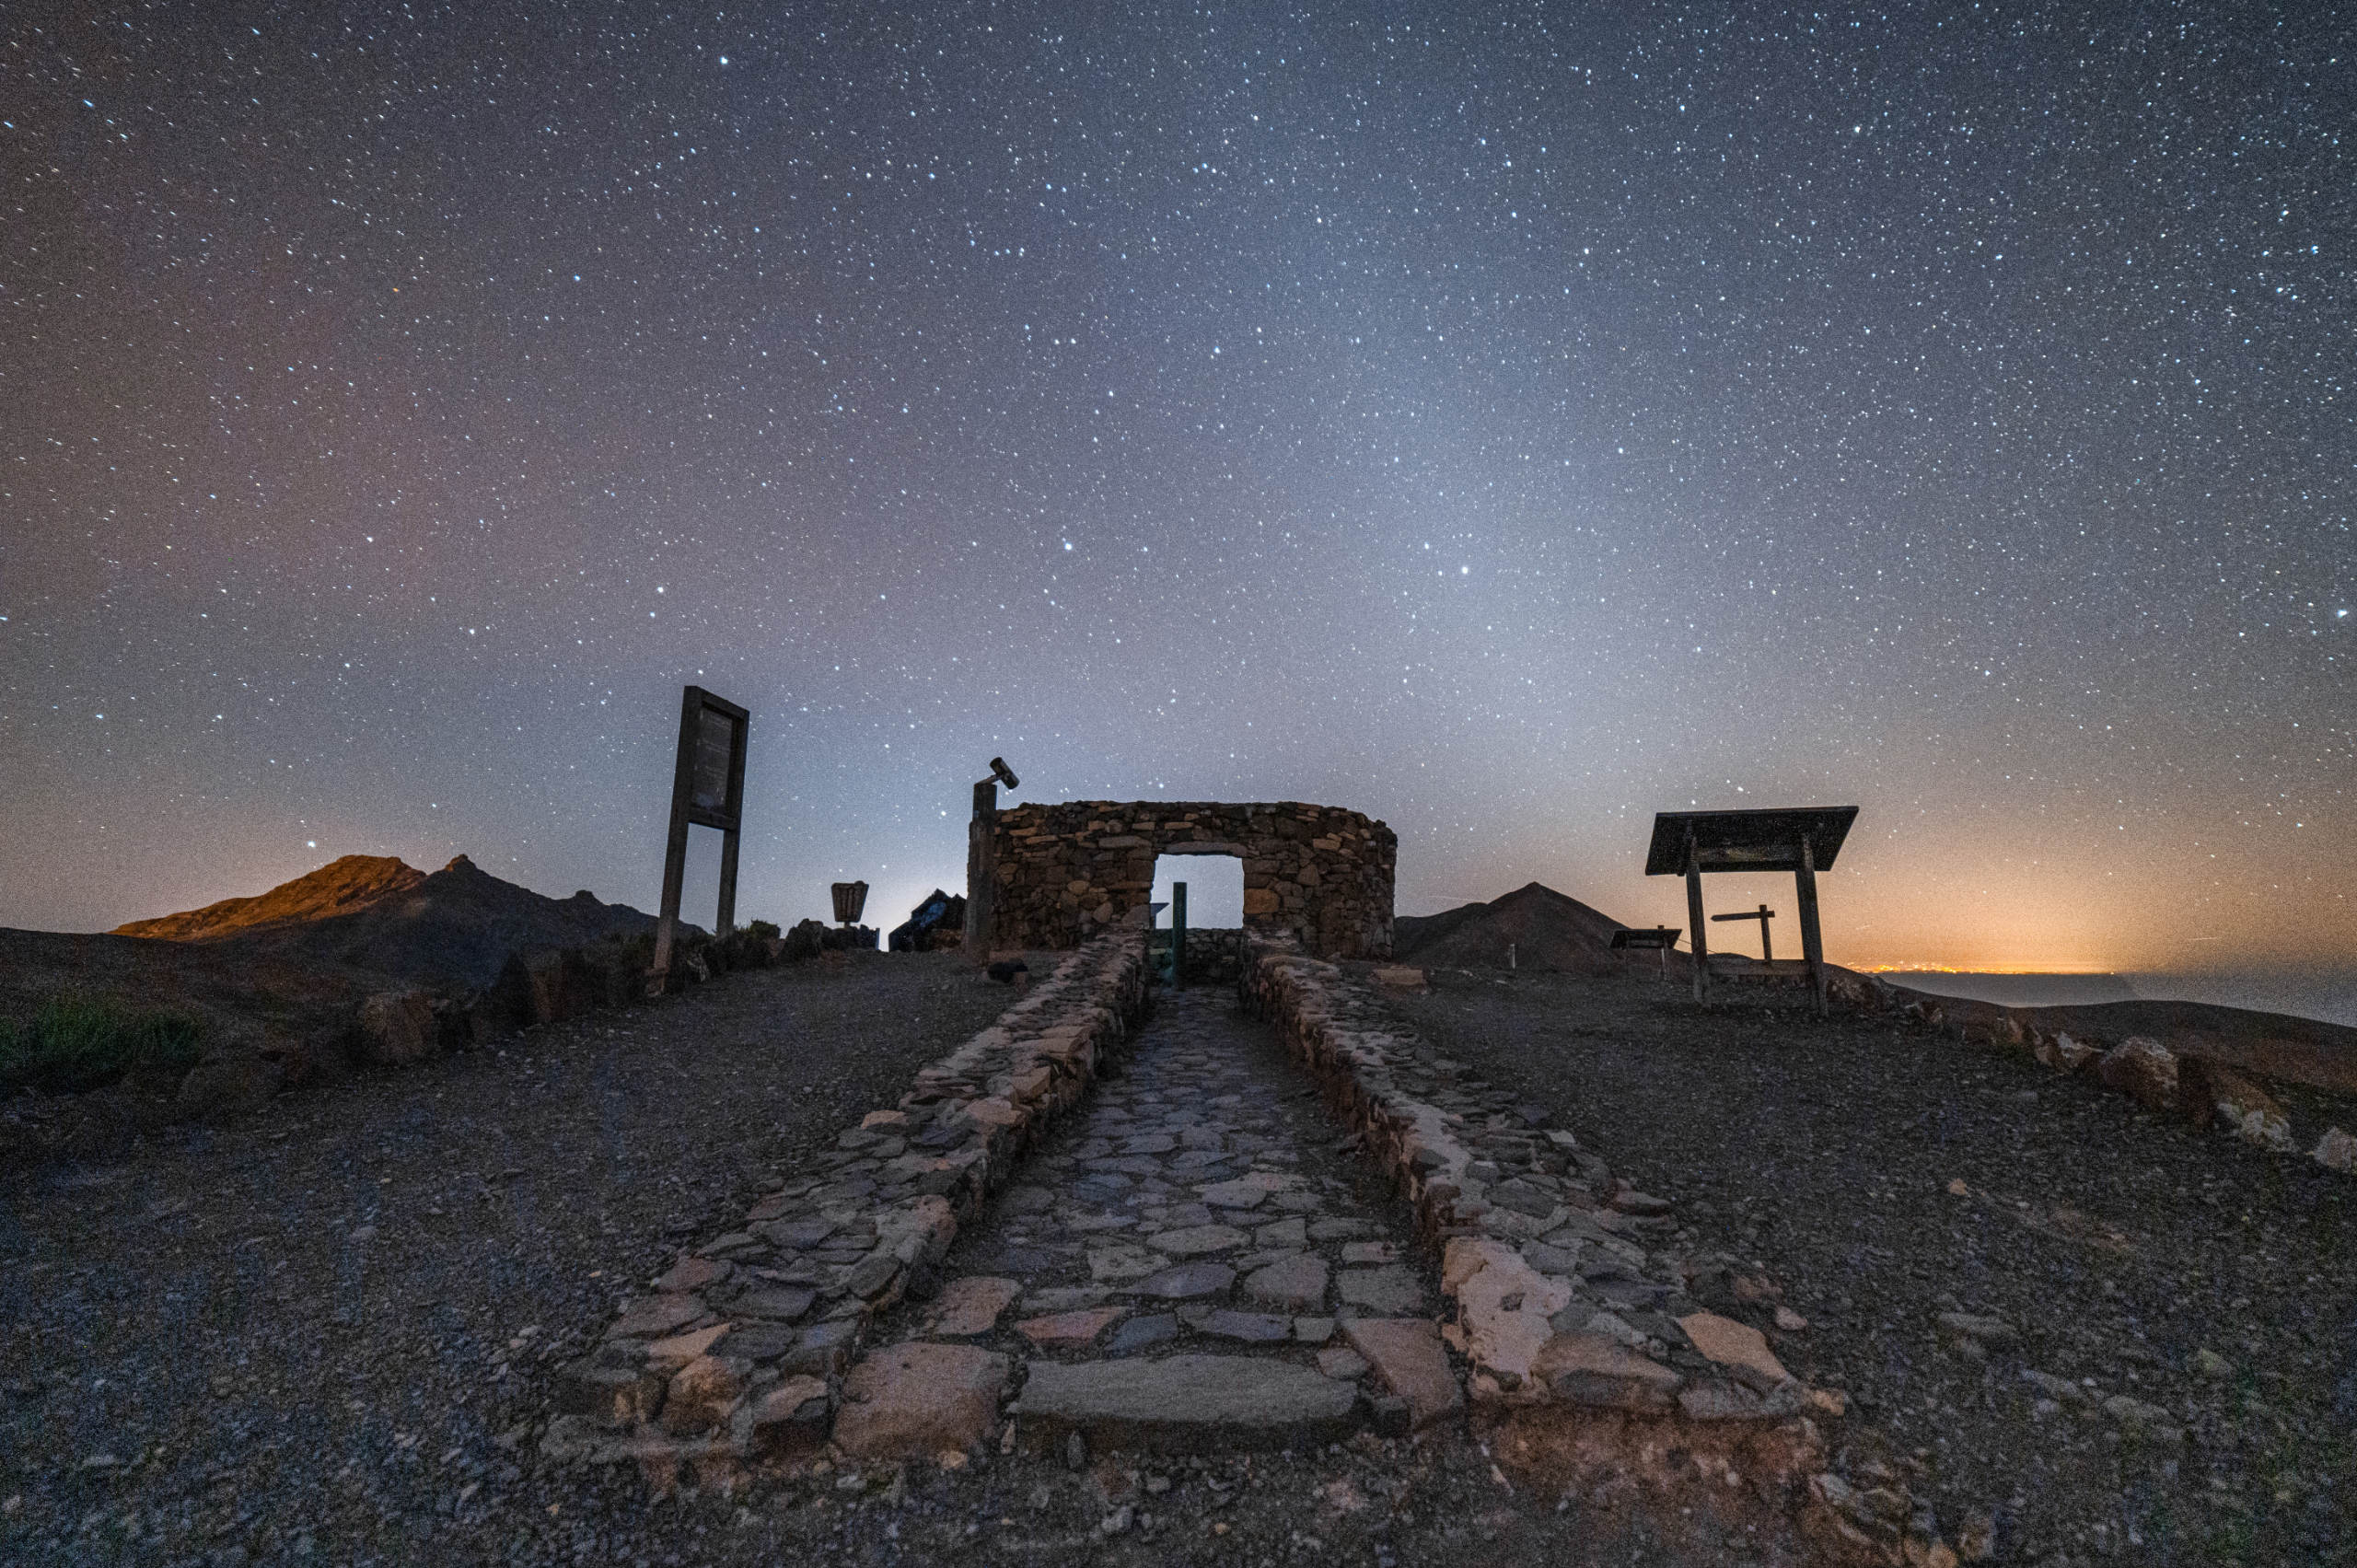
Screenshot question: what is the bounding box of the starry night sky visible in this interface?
[5,4,2351,1004]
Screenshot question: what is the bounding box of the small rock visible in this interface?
[2191,1348,2234,1380]
[2313,1126,2357,1173]
[2101,1392,2185,1442]
[655,1257,731,1294]
[1936,1311,2018,1348]
[1945,1178,1969,1197]
[1956,1507,1998,1562]
[2019,1368,2090,1407]
[1774,1306,1809,1332]
[1677,1311,1792,1389]
[1530,1330,1682,1411]
[661,1354,749,1434]
[1340,1240,1397,1265]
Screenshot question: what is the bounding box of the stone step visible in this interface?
[1014,1353,1363,1454]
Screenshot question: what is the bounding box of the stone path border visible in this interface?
[1242,936,1964,1566]
[547,926,1148,1488]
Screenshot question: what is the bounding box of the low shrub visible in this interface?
[0,993,206,1094]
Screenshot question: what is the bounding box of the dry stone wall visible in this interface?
[993,800,1395,958]
[547,926,1149,1490]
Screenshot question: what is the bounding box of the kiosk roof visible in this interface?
[1644,806,1860,877]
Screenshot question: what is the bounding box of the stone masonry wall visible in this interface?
[1241,937,1964,1566]
[547,925,1149,1490]
[993,800,1395,959]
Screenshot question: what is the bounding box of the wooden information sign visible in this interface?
[1643,806,1859,1014]
[653,685,750,984]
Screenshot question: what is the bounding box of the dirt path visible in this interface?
[1382,967,2357,1567]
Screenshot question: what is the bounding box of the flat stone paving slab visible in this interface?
[1341,1317,1462,1429]
[835,1342,1010,1458]
[1337,1263,1427,1314]
[1016,1354,1361,1452]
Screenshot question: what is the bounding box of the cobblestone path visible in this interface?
[872,985,1434,1435]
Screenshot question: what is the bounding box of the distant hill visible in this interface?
[1393,882,1643,974]
[114,854,427,942]
[109,854,659,991]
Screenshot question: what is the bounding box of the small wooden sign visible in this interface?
[831,880,869,926]
[653,685,750,983]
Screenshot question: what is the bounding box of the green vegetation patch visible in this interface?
[0,993,205,1095]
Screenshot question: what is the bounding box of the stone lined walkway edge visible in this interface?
[1241,936,1962,1568]
[545,926,1148,1488]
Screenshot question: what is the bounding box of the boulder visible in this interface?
[2097,1037,2177,1111]
[2314,1126,2357,1174]
[2200,1063,2294,1151]
[358,990,438,1065]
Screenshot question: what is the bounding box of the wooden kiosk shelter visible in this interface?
[1644,806,1860,1014]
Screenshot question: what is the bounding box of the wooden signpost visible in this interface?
[653,685,749,987]
[1711,904,1777,962]
[1644,807,1859,1015]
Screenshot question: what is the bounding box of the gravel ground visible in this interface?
[1381,967,2357,1567]
[0,950,1029,1566]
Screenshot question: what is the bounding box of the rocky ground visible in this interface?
[0,951,1030,1565]
[1382,967,2357,1566]
[7,947,2351,1568]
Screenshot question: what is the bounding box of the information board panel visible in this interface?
[654,685,750,983]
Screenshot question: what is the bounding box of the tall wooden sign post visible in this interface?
[962,757,1018,961]
[652,685,750,988]
[1645,806,1860,1016]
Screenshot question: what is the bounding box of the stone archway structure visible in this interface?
[991,800,1395,958]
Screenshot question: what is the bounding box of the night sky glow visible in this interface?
[4,6,2351,1006]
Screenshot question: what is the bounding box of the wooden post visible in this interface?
[963,779,998,961]
[1684,833,1710,1005]
[1758,904,1774,964]
[714,715,749,937]
[1172,880,1188,987]
[1796,832,1827,1016]
[652,688,701,982]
